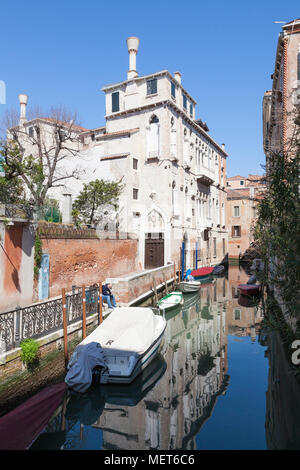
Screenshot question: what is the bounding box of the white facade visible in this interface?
[13,38,229,270]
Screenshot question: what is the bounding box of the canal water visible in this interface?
[29,266,300,450]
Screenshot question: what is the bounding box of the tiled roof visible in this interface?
[96,128,139,139]
[29,117,89,132]
[227,189,250,198]
[226,175,246,181]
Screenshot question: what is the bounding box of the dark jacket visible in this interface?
[102,284,112,296]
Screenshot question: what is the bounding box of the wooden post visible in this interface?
[173,262,176,284]
[82,285,86,339]
[99,281,103,324]
[152,275,158,304]
[178,261,181,282]
[163,271,169,294]
[62,288,68,368]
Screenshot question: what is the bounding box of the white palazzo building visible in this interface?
[13,37,229,271]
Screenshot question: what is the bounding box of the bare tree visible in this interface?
[1,105,85,209]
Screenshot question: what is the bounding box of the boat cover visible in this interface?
[65,308,164,393]
[65,342,107,393]
[80,307,162,356]
[0,382,67,450]
[191,267,214,277]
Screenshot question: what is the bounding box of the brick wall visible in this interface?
[42,238,139,297]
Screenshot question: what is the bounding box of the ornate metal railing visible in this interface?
[0,285,101,353]
[38,223,99,239]
[3,203,34,220]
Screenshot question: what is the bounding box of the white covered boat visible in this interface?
[157,291,184,311]
[177,280,201,293]
[65,307,166,393]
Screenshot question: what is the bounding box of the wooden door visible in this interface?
[145,236,164,269]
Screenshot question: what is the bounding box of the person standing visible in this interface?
[102,283,117,309]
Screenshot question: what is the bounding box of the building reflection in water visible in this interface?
[33,267,275,450]
[82,270,263,450]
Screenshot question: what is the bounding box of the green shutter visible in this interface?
[112,92,119,112]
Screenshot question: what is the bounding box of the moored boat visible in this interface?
[157,291,184,312]
[191,267,214,278]
[0,382,67,450]
[177,280,201,293]
[213,265,225,276]
[238,284,261,296]
[65,307,166,392]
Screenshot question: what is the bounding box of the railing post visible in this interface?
[82,285,86,339]
[62,288,68,368]
[15,305,21,347]
[99,282,103,324]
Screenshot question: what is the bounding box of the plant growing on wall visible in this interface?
[20,338,39,367]
[73,178,124,226]
[34,233,42,279]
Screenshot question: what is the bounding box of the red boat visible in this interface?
[238,284,261,297]
[0,382,67,450]
[191,267,214,278]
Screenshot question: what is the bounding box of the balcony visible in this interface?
[196,174,214,186]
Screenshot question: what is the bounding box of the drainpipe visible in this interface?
[181,240,185,281]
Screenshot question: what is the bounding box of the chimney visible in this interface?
[221,143,225,151]
[126,37,140,80]
[18,94,28,126]
[174,71,182,84]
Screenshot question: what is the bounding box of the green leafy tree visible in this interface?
[254,109,300,320]
[0,143,25,204]
[73,178,124,226]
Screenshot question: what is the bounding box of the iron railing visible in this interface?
[3,203,34,220]
[0,286,100,353]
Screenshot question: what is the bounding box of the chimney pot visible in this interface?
[126,37,140,80]
[221,143,225,151]
[174,71,182,84]
[18,93,28,126]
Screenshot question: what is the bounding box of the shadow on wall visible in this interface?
[3,225,23,294]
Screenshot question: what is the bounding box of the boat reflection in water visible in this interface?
[86,277,230,451]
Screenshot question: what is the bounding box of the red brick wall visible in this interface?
[42,238,139,297]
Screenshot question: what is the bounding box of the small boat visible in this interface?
[191,267,214,278]
[65,307,166,392]
[213,265,225,276]
[157,291,184,312]
[238,284,261,297]
[0,382,67,450]
[177,280,201,293]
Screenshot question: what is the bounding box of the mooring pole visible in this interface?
[173,261,176,284]
[152,275,158,304]
[62,288,68,368]
[163,271,169,294]
[82,285,87,339]
[99,281,103,324]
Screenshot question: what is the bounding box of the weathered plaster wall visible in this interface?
[0,222,34,313]
[41,238,139,297]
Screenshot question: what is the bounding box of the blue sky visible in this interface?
[1,0,299,176]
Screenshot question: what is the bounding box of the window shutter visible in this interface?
[112,92,119,112]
